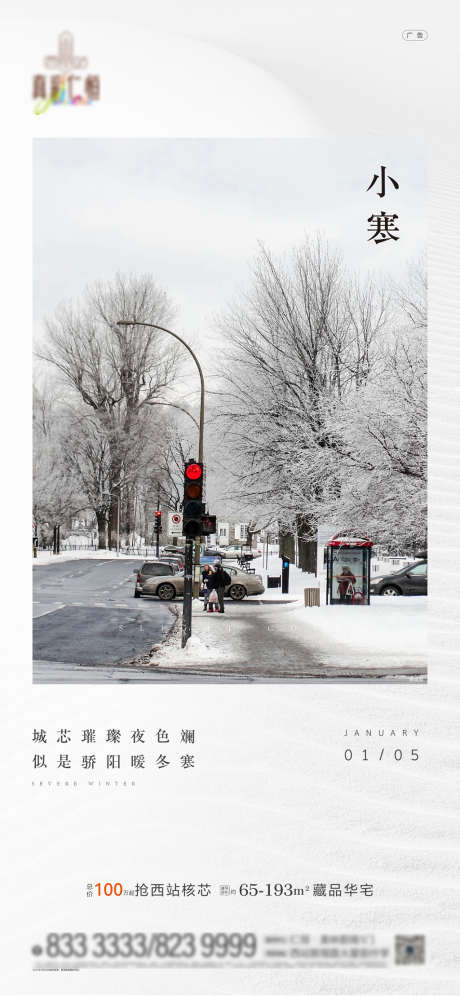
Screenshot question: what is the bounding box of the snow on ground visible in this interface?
[250,553,426,654]
[152,554,427,667]
[148,598,426,678]
[33,549,144,566]
[251,553,316,601]
[151,602,238,665]
[287,596,426,654]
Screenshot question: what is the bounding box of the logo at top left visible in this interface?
[32,31,101,115]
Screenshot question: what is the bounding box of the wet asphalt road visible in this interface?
[33,558,175,672]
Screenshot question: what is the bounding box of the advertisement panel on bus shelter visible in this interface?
[326,533,373,605]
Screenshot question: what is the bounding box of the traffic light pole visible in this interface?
[182,538,194,648]
[155,495,160,558]
[193,376,204,601]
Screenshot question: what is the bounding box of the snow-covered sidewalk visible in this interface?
[144,592,426,682]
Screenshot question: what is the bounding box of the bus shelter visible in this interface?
[326,533,373,605]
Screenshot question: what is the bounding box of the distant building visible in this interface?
[217,521,229,546]
[214,520,263,548]
[234,522,248,542]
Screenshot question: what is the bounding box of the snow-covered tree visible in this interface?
[37,273,181,547]
[33,384,84,544]
[215,238,426,554]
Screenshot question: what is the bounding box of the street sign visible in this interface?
[168,511,183,536]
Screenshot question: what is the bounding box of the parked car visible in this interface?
[370,561,427,596]
[164,553,184,570]
[220,546,253,560]
[136,565,265,601]
[161,545,185,556]
[201,549,222,564]
[133,560,182,597]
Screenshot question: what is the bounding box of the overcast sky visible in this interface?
[34,137,426,373]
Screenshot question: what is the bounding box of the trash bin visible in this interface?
[267,575,281,588]
[304,587,320,607]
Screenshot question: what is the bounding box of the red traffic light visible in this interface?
[185,462,203,481]
[155,510,162,518]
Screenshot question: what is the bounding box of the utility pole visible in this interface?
[155,489,160,559]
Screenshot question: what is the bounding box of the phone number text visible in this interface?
[40,932,257,959]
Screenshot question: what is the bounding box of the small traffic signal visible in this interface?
[183,461,204,538]
[201,514,216,536]
[154,509,162,534]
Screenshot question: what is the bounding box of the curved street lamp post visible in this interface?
[117,321,206,646]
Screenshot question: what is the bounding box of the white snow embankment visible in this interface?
[288,596,427,654]
[33,550,143,566]
[152,602,237,666]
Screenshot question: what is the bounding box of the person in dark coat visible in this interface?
[201,564,214,610]
[207,560,231,613]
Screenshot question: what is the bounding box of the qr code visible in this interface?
[395,935,425,965]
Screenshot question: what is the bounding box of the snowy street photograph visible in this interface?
[33,550,426,683]
[33,139,427,683]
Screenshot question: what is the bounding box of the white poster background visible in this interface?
[1,3,459,994]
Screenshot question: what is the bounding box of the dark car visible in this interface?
[370,561,427,596]
[133,560,181,598]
